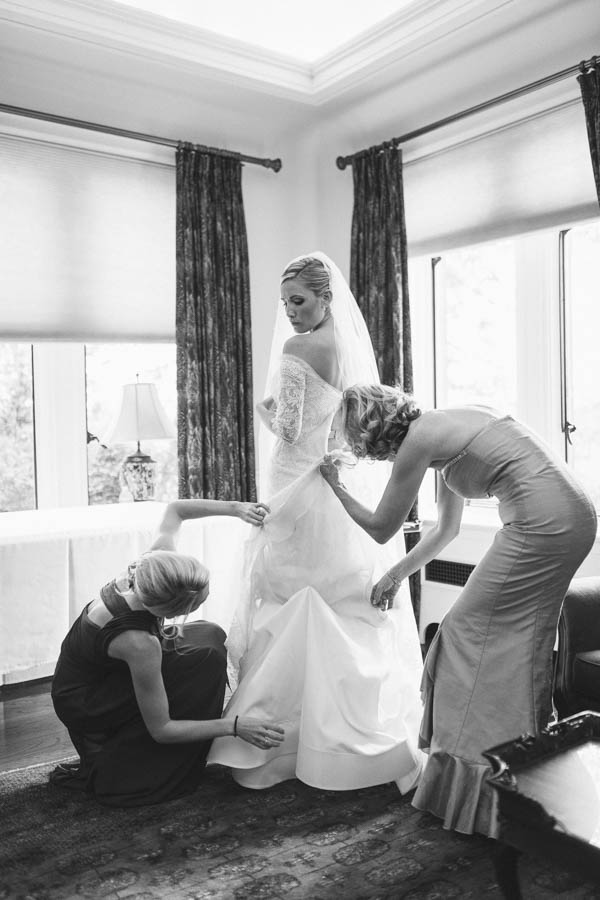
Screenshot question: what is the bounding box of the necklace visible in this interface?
[309,310,331,334]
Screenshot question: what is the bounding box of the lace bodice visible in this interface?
[267,354,341,496]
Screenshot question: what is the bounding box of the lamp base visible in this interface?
[122,451,156,502]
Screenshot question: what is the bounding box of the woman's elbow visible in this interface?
[371,523,398,544]
[435,520,462,547]
[279,429,300,444]
[146,721,173,744]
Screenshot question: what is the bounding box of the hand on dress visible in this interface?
[234,717,285,749]
[319,454,343,489]
[370,572,402,611]
[256,396,276,432]
[235,501,271,526]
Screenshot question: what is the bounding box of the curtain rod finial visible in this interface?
[336,155,349,171]
[271,158,282,173]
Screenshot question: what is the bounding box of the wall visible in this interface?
[1,0,599,633]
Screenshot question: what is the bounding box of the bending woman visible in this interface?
[320,385,597,836]
[208,253,424,792]
[51,498,283,807]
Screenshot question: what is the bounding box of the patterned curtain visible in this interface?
[176,143,256,501]
[578,58,600,206]
[350,145,413,389]
[350,143,421,623]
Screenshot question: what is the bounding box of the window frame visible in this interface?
[0,340,177,512]
[409,216,599,524]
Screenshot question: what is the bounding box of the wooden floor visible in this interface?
[0,679,75,773]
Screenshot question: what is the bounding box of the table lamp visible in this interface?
[102,378,175,501]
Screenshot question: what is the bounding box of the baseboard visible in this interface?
[1,661,56,686]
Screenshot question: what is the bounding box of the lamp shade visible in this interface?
[102,382,175,445]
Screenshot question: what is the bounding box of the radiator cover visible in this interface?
[424,559,475,587]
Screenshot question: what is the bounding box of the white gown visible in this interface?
[207,354,424,791]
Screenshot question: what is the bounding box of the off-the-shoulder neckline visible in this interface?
[281,352,342,393]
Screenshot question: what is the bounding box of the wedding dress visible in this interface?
[207,252,424,791]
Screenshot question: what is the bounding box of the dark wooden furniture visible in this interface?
[554,576,600,718]
[484,712,600,900]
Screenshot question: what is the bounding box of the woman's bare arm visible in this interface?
[371,475,464,609]
[150,499,270,551]
[320,436,433,544]
[108,631,284,747]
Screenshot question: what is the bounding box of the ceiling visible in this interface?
[110,0,416,63]
[1,0,548,106]
[0,0,597,153]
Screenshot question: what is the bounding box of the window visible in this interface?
[431,240,517,414]
[562,222,600,508]
[0,343,35,511]
[86,343,178,504]
[0,120,177,514]
[410,217,600,517]
[0,341,177,512]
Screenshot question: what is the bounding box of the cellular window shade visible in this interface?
[404,100,599,256]
[0,134,175,340]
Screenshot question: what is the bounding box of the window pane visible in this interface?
[86,344,177,505]
[564,221,600,508]
[0,343,36,511]
[435,240,517,414]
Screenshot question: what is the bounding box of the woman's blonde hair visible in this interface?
[343,384,421,460]
[132,550,209,622]
[281,256,330,297]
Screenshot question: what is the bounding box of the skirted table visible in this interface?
[0,502,248,685]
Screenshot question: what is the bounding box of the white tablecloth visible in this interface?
[0,503,249,684]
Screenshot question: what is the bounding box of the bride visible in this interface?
[207,252,424,792]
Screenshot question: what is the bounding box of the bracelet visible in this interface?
[233,715,239,738]
[387,573,402,588]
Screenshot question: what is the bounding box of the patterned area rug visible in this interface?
[1,760,598,900]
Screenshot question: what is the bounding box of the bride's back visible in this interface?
[282,317,342,391]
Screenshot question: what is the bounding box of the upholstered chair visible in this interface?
[554,576,600,719]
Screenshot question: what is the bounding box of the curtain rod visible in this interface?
[336,54,598,170]
[0,102,283,172]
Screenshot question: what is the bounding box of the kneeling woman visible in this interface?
[51,498,284,807]
[320,385,597,837]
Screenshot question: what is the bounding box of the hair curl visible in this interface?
[132,550,209,634]
[343,384,421,460]
[281,256,330,298]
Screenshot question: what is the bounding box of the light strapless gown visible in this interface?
[208,355,424,791]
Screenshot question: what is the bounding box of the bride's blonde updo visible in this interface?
[343,384,421,460]
[281,256,330,297]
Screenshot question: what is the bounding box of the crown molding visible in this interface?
[0,0,517,104]
[0,0,312,99]
[312,0,514,101]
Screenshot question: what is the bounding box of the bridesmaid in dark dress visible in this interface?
[51,498,284,807]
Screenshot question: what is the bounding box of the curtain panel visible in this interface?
[176,144,256,501]
[578,60,600,206]
[350,145,414,390]
[349,144,420,621]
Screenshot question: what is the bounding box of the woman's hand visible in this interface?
[319,454,343,490]
[256,397,276,432]
[370,572,403,611]
[232,717,285,749]
[234,501,270,526]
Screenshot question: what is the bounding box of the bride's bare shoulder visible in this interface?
[282,333,338,385]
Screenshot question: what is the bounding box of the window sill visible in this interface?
[0,501,166,541]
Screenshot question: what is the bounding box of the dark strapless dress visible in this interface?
[411,416,597,836]
[51,580,227,807]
